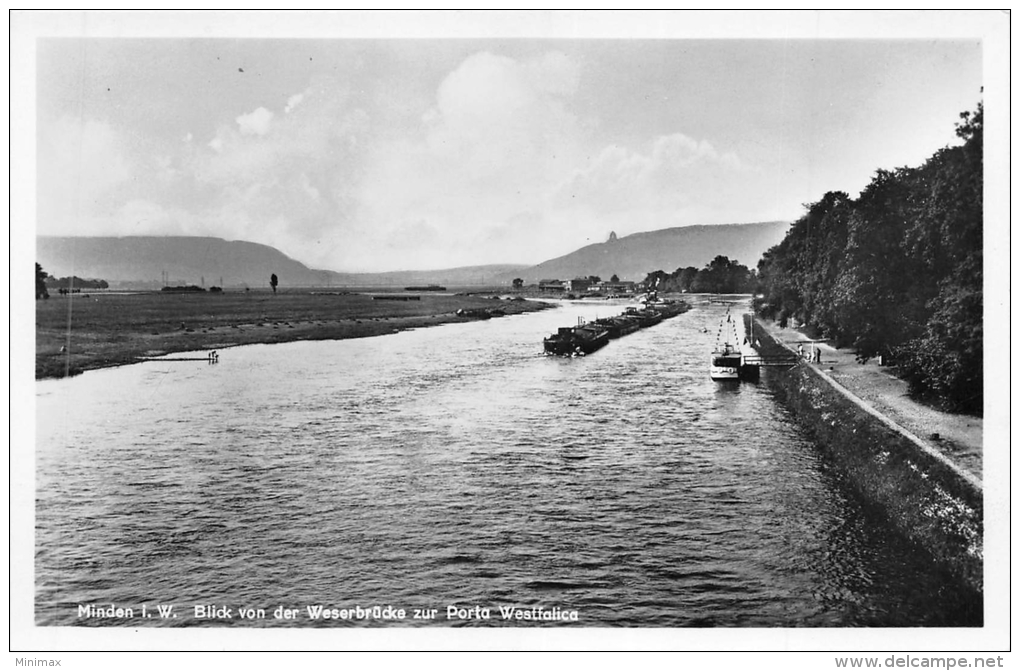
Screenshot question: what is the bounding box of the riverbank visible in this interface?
[35,291,553,380]
[756,319,982,482]
[752,318,982,597]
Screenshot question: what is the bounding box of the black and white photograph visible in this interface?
[12,9,1010,662]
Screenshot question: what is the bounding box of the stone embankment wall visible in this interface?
[755,324,983,595]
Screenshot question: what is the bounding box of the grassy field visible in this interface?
[36,290,552,379]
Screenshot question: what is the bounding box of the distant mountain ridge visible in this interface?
[37,236,331,289]
[35,236,527,288]
[36,222,791,289]
[504,222,790,282]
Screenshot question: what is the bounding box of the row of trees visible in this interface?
[643,255,756,294]
[755,103,982,413]
[34,264,282,296]
[44,275,110,290]
[36,264,111,299]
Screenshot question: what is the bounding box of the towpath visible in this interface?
[755,320,982,484]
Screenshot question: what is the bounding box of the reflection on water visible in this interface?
[35,299,979,627]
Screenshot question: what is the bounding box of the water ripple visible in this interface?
[35,301,978,627]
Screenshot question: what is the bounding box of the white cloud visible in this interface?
[284,93,305,114]
[424,50,580,170]
[152,88,372,268]
[37,116,133,233]
[348,50,588,269]
[36,84,369,269]
[350,53,763,269]
[236,106,273,136]
[551,133,756,223]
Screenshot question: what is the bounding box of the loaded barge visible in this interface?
[543,298,689,357]
[543,318,611,356]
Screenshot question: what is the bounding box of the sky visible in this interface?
[11,13,1013,655]
[26,12,991,273]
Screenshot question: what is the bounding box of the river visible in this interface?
[34,298,979,627]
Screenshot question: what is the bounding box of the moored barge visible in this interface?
[544,298,690,357]
[543,319,611,356]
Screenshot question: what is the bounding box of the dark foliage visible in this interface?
[642,255,756,294]
[755,102,982,413]
[160,285,207,293]
[36,263,50,299]
[44,275,109,290]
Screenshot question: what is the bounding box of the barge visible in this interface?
[544,319,611,356]
[544,298,690,357]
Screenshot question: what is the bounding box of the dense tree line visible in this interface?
[160,285,206,293]
[643,255,756,294]
[755,103,982,413]
[44,275,110,290]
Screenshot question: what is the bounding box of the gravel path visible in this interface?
[758,320,982,482]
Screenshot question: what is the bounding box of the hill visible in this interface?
[36,236,334,289]
[36,222,790,289]
[35,236,527,289]
[505,222,791,283]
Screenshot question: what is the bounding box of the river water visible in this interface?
[34,299,978,627]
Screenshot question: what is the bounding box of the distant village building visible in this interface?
[600,280,637,294]
[566,278,594,293]
[607,231,618,242]
[538,277,633,295]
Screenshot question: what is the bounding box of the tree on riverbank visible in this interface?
[755,102,983,413]
[642,256,755,294]
[36,263,49,299]
[44,275,110,291]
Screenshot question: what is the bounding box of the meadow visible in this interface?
[36,289,550,379]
